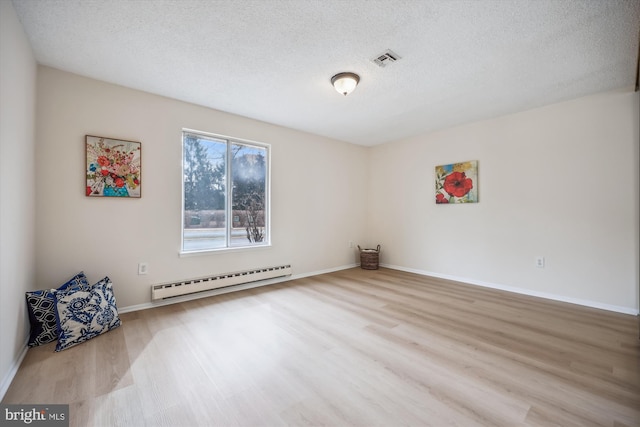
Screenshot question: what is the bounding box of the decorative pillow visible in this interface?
[53,276,121,352]
[25,272,90,347]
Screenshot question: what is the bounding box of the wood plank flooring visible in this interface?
[3,268,639,426]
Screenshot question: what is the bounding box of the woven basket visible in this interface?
[358,245,380,270]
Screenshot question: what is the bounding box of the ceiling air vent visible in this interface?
[372,49,401,67]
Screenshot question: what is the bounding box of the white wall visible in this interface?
[35,66,369,310]
[0,0,37,397]
[369,90,639,313]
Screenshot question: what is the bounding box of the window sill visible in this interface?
[179,243,272,257]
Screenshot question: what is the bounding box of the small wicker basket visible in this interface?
[358,245,380,270]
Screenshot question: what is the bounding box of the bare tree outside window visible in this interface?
[231,143,266,244]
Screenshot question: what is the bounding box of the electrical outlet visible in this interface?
[535,256,545,268]
[349,241,354,248]
[138,262,149,275]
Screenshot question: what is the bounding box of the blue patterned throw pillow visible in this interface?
[25,272,90,347]
[53,276,121,352]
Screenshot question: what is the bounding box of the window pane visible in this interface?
[230,143,267,247]
[183,133,227,251]
[182,130,269,253]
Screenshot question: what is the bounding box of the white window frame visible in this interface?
[180,128,271,255]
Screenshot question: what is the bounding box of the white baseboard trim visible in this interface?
[0,336,29,401]
[381,263,639,316]
[290,263,358,280]
[118,263,358,314]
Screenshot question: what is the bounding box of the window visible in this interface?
[182,130,269,252]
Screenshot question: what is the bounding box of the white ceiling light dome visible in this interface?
[331,72,360,96]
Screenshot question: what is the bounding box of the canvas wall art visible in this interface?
[86,135,141,198]
[435,160,478,204]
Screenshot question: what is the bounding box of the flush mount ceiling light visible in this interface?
[331,72,360,96]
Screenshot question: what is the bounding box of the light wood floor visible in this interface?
[3,268,639,426]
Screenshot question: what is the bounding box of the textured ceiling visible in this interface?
[12,0,640,146]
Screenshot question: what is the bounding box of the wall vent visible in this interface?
[372,49,401,67]
[151,265,292,300]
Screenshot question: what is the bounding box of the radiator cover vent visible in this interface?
[151,265,292,300]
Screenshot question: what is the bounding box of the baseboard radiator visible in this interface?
[151,265,292,301]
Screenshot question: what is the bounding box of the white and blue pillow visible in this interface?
[25,272,90,347]
[53,276,121,352]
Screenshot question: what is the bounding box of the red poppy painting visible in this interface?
[435,161,478,204]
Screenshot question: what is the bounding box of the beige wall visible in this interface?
[0,0,37,397]
[35,66,369,310]
[369,90,639,313]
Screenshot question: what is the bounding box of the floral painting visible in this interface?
[435,160,478,204]
[86,136,141,198]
